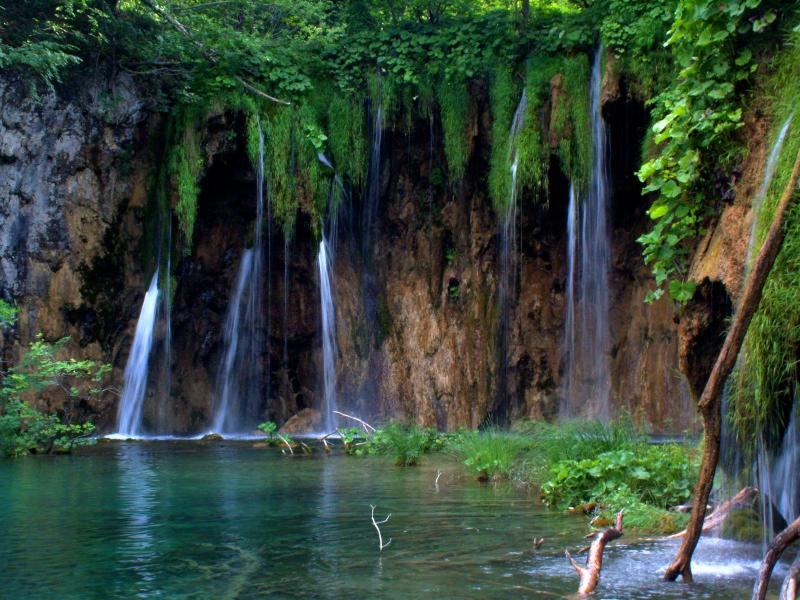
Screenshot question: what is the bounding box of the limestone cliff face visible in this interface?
[0,73,155,428]
[1,71,701,435]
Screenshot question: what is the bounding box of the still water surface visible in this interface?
[0,443,783,598]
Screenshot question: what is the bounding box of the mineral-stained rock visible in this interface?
[280,408,323,434]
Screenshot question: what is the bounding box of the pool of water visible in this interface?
[0,443,786,599]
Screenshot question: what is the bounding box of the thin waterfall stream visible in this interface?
[211,118,266,435]
[318,237,338,432]
[115,272,160,437]
[496,87,527,420]
[562,47,612,420]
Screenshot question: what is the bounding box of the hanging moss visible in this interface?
[266,107,297,238]
[327,92,367,188]
[551,54,591,193]
[731,32,800,450]
[295,103,330,238]
[164,104,207,253]
[516,56,561,202]
[437,76,470,183]
[488,65,521,210]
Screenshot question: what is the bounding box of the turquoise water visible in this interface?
[0,443,781,599]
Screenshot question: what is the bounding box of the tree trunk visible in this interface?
[753,516,800,600]
[663,149,800,582]
[780,559,800,600]
[566,510,624,595]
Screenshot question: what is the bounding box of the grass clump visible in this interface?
[451,428,533,481]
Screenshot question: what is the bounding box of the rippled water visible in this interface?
[0,444,786,599]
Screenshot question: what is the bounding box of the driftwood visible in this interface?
[333,410,376,433]
[664,149,800,582]
[566,510,624,595]
[139,0,290,105]
[780,560,800,600]
[667,487,758,539]
[753,516,800,600]
[370,505,392,551]
[276,433,294,455]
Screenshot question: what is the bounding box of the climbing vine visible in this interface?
[637,0,776,303]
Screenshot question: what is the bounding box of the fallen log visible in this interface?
[753,515,800,600]
[664,148,800,582]
[667,486,758,539]
[781,560,800,600]
[566,510,624,595]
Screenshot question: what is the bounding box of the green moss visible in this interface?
[552,54,591,193]
[265,107,297,239]
[488,65,520,210]
[732,29,800,451]
[516,56,561,202]
[437,76,470,183]
[163,104,208,253]
[327,92,367,188]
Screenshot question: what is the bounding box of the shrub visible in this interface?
[540,443,697,510]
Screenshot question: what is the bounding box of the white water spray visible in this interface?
[318,238,338,432]
[116,272,160,437]
[562,47,612,420]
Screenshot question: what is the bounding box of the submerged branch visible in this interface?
[370,505,392,551]
[566,510,624,595]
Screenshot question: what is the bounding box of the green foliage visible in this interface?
[0,329,105,457]
[600,0,676,99]
[0,300,17,328]
[257,420,278,439]
[540,443,697,510]
[437,77,470,182]
[348,422,444,465]
[637,0,774,303]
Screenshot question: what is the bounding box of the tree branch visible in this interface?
[138,0,290,105]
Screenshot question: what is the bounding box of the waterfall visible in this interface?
[718,113,795,547]
[211,119,266,435]
[362,95,383,254]
[318,238,338,432]
[496,88,527,418]
[116,272,160,437]
[746,113,794,269]
[562,48,612,420]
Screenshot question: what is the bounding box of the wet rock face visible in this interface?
[2,71,699,434]
[0,73,155,429]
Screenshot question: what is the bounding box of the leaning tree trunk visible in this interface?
[753,516,800,600]
[567,510,624,595]
[781,559,800,600]
[663,149,800,582]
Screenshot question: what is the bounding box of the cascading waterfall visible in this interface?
[562,47,612,420]
[717,112,795,547]
[362,92,383,254]
[496,88,527,418]
[746,113,794,269]
[318,238,338,432]
[211,119,266,435]
[116,272,160,437]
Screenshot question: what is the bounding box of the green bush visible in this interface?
[540,443,697,510]
[0,307,105,457]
